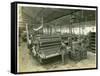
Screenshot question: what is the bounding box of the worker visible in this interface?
[60,42,67,64]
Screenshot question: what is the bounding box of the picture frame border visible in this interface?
[11,1,98,74]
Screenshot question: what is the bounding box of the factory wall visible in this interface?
[42,20,96,35]
[18,7,34,44]
[43,10,96,35]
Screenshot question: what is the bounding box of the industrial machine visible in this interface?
[31,35,62,63]
[87,32,96,53]
[25,13,88,63]
[26,22,63,63]
[70,40,87,60]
